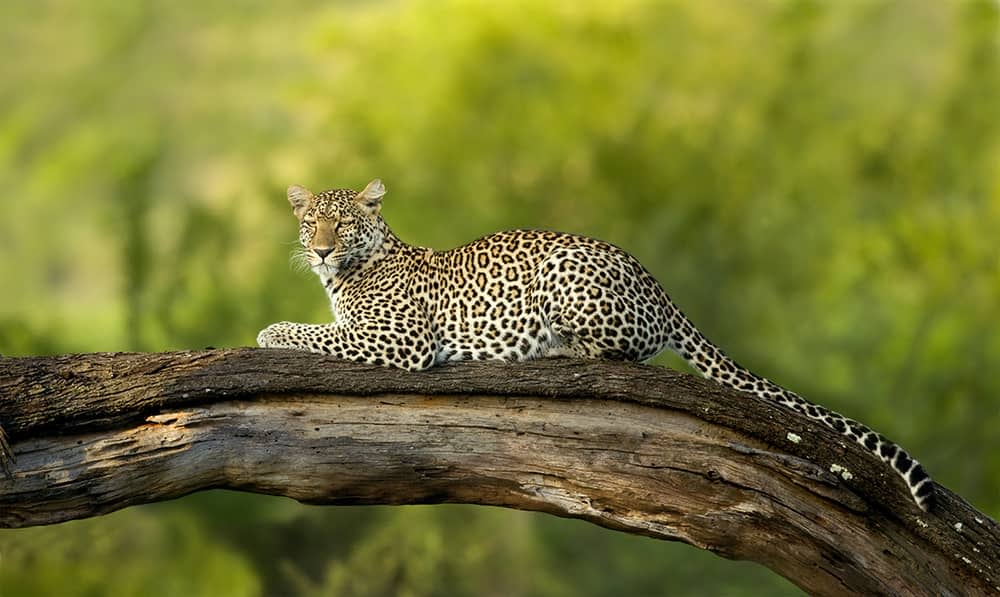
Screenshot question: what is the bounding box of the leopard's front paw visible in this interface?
[256,321,297,348]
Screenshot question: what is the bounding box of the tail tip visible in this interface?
[913,479,936,512]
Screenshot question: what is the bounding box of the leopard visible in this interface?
[257,179,936,512]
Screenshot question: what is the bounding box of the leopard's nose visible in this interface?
[314,247,334,260]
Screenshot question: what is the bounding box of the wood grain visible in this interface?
[0,348,997,595]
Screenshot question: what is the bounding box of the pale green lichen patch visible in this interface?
[829,463,854,480]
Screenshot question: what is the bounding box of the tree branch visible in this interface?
[0,349,997,595]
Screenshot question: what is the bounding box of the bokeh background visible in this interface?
[2,0,999,595]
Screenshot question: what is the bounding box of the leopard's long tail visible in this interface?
[664,313,935,512]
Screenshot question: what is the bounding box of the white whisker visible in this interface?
[289,248,313,273]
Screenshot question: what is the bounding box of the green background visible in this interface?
[2,1,998,595]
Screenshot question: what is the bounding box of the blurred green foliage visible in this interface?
[1,0,999,595]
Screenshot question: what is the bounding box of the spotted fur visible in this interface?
[258,179,935,511]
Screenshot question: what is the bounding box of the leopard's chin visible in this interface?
[314,264,338,277]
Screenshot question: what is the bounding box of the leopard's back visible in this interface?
[418,229,675,364]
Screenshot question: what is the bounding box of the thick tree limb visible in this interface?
[0,349,997,595]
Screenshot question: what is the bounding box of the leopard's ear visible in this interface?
[355,179,386,214]
[287,185,314,221]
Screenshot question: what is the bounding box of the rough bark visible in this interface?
[0,349,997,596]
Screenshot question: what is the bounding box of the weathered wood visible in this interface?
[0,349,997,596]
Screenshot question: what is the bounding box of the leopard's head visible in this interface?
[286,179,388,277]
